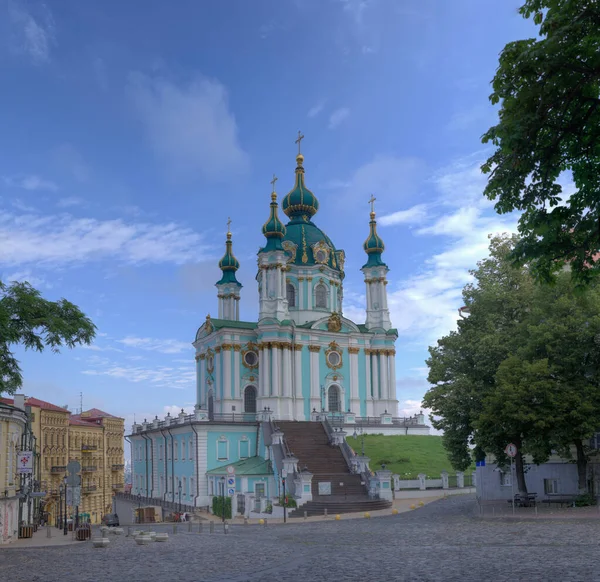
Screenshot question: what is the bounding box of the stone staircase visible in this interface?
[275,421,392,517]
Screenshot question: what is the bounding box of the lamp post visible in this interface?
[220,476,225,523]
[63,477,68,535]
[353,427,365,456]
[58,484,63,530]
[137,493,142,524]
[178,480,182,516]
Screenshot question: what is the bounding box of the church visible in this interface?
[128,137,428,518]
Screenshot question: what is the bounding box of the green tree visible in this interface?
[424,234,600,494]
[0,281,96,395]
[481,1,600,286]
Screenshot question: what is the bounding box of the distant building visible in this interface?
[1,396,125,525]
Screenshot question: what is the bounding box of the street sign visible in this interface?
[67,460,81,475]
[226,465,235,475]
[505,443,518,458]
[66,473,81,487]
[66,486,81,507]
[281,469,288,478]
[226,477,235,488]
[227,488,235,497]
[17,452,33,474]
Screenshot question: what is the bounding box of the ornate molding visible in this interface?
[308,345,321,353]
[221,344,233,351]
[292,343,304,351]
[215,346,222,353]
[325,341,343,370]
[348,347,360,355]
[327,312,342,332]
[198,353,206,360]
[233,344,241,352]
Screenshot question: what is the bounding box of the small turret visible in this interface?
[216,218,242,320]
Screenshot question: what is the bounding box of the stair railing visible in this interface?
[322,416,358,474]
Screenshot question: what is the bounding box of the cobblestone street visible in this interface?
[1,496,598,582]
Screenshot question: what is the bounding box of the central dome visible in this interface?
[283,219,342,272]
[281,154,319,219]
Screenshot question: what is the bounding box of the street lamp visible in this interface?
[353,427,365,456]
[220,476,225,523]
[178,480,182,516]
[63,477,68,535]
[58,483,63,530]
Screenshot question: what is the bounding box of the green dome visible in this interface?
[282,154,319,219]
[217,231,241,286]
[363,211,387,268]
[261,192,286,252]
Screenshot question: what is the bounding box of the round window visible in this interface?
[244,351,258,367]
[315,249,327,263]
[327,351,341,367]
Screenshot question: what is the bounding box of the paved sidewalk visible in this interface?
[1,525,81,549]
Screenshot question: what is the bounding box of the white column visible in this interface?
[294,345,302,396]
[218,297,223,319]
[349,350,359,403]
[196,357,202,407]
[298,279,305,310]
[260,270,266,300]
[271,344,280,397]
[365,281,372,310]
[307,280,313,310]
[372,351,380,400]
[388,350,397,404]
[282,346,291,397]
[365,350,372,401]
[236,298,240,320]
[310,348,320,401]
[258,348,265,397]
[263,346,271,397]
[215,350,222,408]
[380,352,389,410]
[223,347,232,402]
[234,347,240,400]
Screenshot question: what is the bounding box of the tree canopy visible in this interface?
[481,0,600,286]
[0,281,96,395]
[423,234,600,493]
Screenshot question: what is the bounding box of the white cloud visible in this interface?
[1,268,45,288]
[379,204,429,226]
[56,197,83,208]
[127,73,249,180]
[307,101,325,118]
[0,211,210,268]
[328,107,350,129]
[116,336,191,354]
[3,175,58,191]
[82,363,195,390]
[8,2,55,64]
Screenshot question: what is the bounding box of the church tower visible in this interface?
[257,177,289,322]
[216,220,241,321]
[362,197,392,331]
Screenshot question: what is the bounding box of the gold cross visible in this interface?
[368,194,376,213]
[270,174,278,193]
[227,217,232,232]
[295,130,305,154]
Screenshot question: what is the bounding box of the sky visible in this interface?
[0,0,538,432]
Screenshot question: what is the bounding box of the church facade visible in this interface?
[195,145,398,421]
[128,141,428,516]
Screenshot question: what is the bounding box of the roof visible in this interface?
[0,396,69,413]
[71,408,121,424]
[69,417,102,427]
[206,456,272,476]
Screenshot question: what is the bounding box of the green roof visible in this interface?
[362,212,387,269]
[282,154,319,219]
[206,456,272,476]
[211,319,257,330]
[261,193,286,252]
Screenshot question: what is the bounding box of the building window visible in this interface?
[544,478,559,495]
[217,437,228,461]
[286,283,296,307]
[159,444,163,461]
[189,437,194,460]
[174,442,178,460]
[315,283,328,309]
[500,471,512,487]
[240,437,250,459]
[244,385,257,413]
[181,440,186,461]
[182,477,187,498]
[190,477,195,497]
[328,385,341,412]
[243,351,258,367]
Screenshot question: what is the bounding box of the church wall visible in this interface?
[301,347,311,419]
[206,430,257,472]
[357,351,367,416]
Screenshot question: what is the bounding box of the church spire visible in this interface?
[362,195,386,268]
[216,218,242,321]
[261,175,286,251]
[282,131,319,221]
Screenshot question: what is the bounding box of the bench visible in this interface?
[507,493,537,508]
[541,497,576,508]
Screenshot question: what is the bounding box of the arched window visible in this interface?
[286,283,296,307]
[315,283,328,309]
[244,385,257,413]
[328,385,341,412]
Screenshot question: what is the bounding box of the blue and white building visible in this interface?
[129,144,428,515]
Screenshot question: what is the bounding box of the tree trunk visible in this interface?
[574,438,588,494]
[514,447,528,494]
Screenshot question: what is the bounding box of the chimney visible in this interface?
[13,394,26,411]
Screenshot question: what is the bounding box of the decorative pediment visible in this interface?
[282,240,298,263]
[310,315,360,334]
[311,241,331,265]
[195,314,215,341]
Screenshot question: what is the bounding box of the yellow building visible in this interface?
[1,396,124,526]
[0,400,28,544]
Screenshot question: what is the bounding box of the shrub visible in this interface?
[212,496,232,519]
[278,496,297,508]
[574,493,596,507]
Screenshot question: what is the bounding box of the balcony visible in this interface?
[81,444,97,452]
[111,464,125,471]
[83,485,97,494]
[112,483,124,490]
[81,466,97,472]
[50,466,67,474]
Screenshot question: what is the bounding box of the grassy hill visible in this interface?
[345,434,474,478]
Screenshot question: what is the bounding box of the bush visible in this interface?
[212,496,232,519]
[574,493,596,507]
[278,496,297,508]
[265,503,273,514]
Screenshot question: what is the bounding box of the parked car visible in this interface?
[101,513,119,527]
